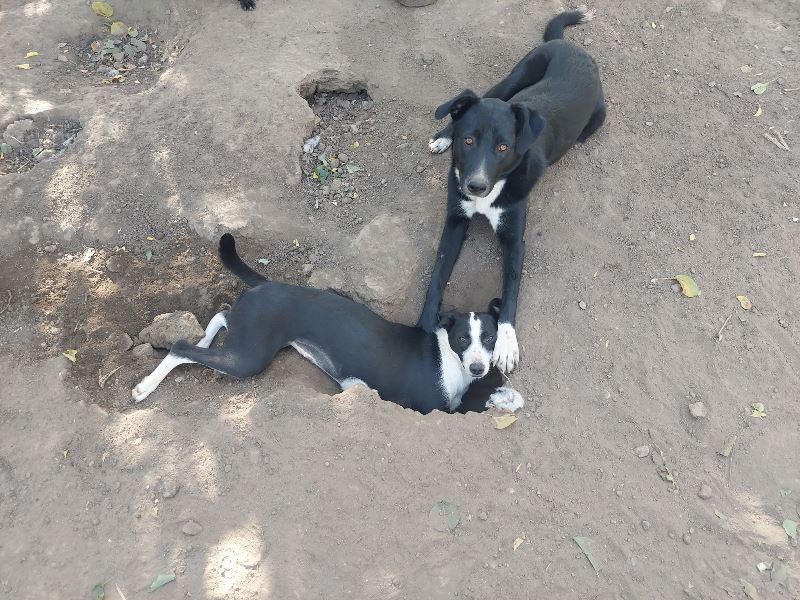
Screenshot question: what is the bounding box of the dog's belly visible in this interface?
[290,339,340,380]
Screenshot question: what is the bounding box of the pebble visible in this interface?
[478,510,488,521]
[338,152,349,164]
[328,157,340,169]
[782,46,794,53]
[682,532,692,545]
[645,121,654,127]
[688,401,707,419]
[421,52,435,65]
[162,479,180,498]
[105,254,125,273]
[641,520,651,531]
[302,263,313,275]
[57,54,68,62]
[330,179,343,192]
[583,37,593,46]
[224,464,232,473]
[131,343,156,359]
[44,244,57,253]
[578,300,587,310]
[181,519,203,536]
[391,577,401,587]
[634,445,650,458]
[671,283,681,293]
[745,342,754,350]
[697,484,712,500]
[138,53,149,64]
[415,164,425,173]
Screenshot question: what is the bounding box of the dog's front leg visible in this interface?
[417,215,469,332]
[493,219,526,373]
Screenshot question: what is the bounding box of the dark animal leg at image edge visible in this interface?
[417,216,469,331]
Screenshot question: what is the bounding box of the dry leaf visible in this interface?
[492,414,518,430]
[689,233,696,241]
[751,82,768,95]
[148,571,175,592]
[109,21,126,36]
[752,252,767,257]
[753,105,763,117]
[16,63,32,69]
[740,579,759,600]
[63,349,77,363]
[750,402,766,418]
[513,535,525,551]
[91,1,114,17]
[91,582,105,600]
[25,51,39,58]
[736,295,752,310]
[573,536,600,574]
[674,274,700,297]
[718,434,736,457]
[783,518,798,539]
[740,64,752,73]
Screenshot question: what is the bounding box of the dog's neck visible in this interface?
[434,328,474,412]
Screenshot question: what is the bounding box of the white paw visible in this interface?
[486,386,525,412]
[429,136,452,154]
[492,323,519,373]
[131,381,152,403]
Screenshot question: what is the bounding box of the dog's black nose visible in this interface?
[466,179,489,195]
[469,362,485,376]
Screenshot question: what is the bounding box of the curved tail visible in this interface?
[218,233,267,287]
[543,6,594,41]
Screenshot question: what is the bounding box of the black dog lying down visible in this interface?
[418,7,605,373]
[132,234,524,415]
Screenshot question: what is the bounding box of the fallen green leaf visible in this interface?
[740,578,759,600]
[149,571,175,592]
[109,21,126,36]
[783,518,798,539]
[751,402,766,418]
[492,414,518,430]
[63,349,77,363]
[92,582,105,600]
[127,27,139,37]
[779,489,792,497]
[674,274,700,297]
[313,164,330,183]
[573,536,600,574]
[91,1,114,17]
[345,163,362,174]
[751,82,768,95]
[771,560,788,585]
[718,434,736,457]
[0,142,12,156]
[428,500,460,533]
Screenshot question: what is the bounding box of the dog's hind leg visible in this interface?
[197,311,228,348]
[484,52,549,101]
[577,100,606,143]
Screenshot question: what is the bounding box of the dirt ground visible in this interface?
[1,0,799,598]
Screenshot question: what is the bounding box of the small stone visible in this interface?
[391,577,401,587]
[478,510,488,521]
[105,254,126,273]
[328,157,340,169]
[782,46,794,53]
[224,464,232,473]
[337,152,349,164]
[138,53,149,64]
[645,121,654,127]
[641,520,651,531]
[182,519,203,536]
[57,54,68,63]
[131,343,156,359]
[138,311,204,349]
[745,342,754,350]
[634,445,650,458]
[578,300,587,310]
[44,244,57,253]
[302,263,313,275]
[697,484,712,500]
[671,283,681,293]
[708,81,716,87]
[420,52,435,65]
[415,164,425,173]
[583,37,593,46]
[162,478,180,498]
[106,330,134,352]
[682,532,692,544]
[688,401,707,419]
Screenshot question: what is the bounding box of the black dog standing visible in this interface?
[418,8,605,373]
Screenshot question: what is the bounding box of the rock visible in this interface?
[688,401,707,419]
[671,283,681,293]
[105,254,126,273]
[420,52,435,65]
[181,519,203,536]
[162,478,180,498]
[583,37,593,46]
[328,157,340,169]
[138,311,204,349]
[337,152,349,164]
[641,520,651,531]
[131,343,156,359]
[578,300,587,310]
[3,119,35,148]
[57,54,68,63]
[138,53,149,64]
[397,0,437,6]
[352,215,419,304]
[106,330,134,352]
[302,263,313,275]
[682,532,692,545]
[44,244,57,253]
[634,445,650,458]
[782,46,793,53]
[697,484,712,500]
[478,510,488,521]
[415,164,425,173]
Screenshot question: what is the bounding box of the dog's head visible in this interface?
[437,298,501,379]
[435,90,544,198]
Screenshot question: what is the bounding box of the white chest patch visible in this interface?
[460,179,506,231]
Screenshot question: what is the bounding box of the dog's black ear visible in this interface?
[487,298,501,319]
[434,89,479,121]
[437,310,458,330]
[511,104,545,154]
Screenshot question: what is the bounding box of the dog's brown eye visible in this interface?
[464,137,474,146]
[497,143,509,152]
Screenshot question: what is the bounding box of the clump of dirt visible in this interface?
[0,116,81,175]
[299,90,377,225]
[67,26,182,89]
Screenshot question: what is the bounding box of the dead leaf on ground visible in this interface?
[783,518,798,539]
[718,434,736,457]
[92,582,105,600]
[148,571,175,592]
[740,579,759,600]
[513,534,525,551]
[737,295,752,310]
[751,402,766,418]
[751,82,768,95]
[109,21,126,36]
[25,51,39,58]
[674,274,701,297]
[492,414,518,430]
[752,252,767,257]
[62,349,77,363]
[573,536,600,574]
[753,105,762,117]
[772,560,788,585]
[91,1,114,17]
[16,63,32,69]
[741,64,752,73]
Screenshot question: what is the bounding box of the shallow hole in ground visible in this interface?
[0,112,81,175]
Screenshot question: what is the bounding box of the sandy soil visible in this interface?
[1,0,799,598]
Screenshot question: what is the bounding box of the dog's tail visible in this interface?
[219,233,267,287]
[543,6,594,41]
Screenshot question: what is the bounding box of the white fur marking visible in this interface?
[435,328,474,412]
[460,178,506,231]
[132,352,194,402]
[577,5,595,22]
[462,312,491,377]
[339,377,368,391]
[290,340,338,379]
[492,322,519,373]
[429,136,453,154]
[486,387,525,412]
[131,311,229,403]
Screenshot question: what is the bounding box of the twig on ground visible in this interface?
[98,366,122,388]
[764,132,789,151]
[717,312,733,342]
[784,87,800,92]
[0,290,11,315]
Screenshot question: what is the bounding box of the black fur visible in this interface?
[418,10,605,347]
[239,0,256,10]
